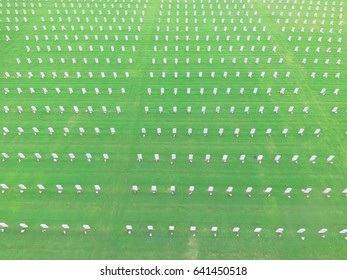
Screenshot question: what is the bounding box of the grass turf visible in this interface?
[0,0,346,259]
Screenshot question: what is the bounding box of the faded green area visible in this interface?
[0,0,346,259]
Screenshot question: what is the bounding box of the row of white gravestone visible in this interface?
[154,31,341,43]
[30,24,142,32]
[1,223,344,239]
[21,55,132,64]
[147,71,341,79]
[17,40,340,54]
[25,45,137,53]
[2,127,116,136]
[2,87,340,96]
[24,34,140,42]
[152,57,341,68]
[18,57,134,65]
[36,15,145,24]
[0,184,101,194]
[1,2,341,14]
[272,11,342,19]
[3,8,342,26]
[5,184,344,197]
[3,70,342,80]
[143,105,315,114]
[2,25,21,32]
[2,24,339,36]
[0,223,91,234]
[1,1,146,9]
[150,56,341,66]
[279,17,342,25]
[157,7,261,16]
[49,2,148,9]
[20,56,302,66]
[1,153,109,162]
[302,57,342,65]
[49,0,148,8]
[2,17,338,28]
[153,22,342,35]
[3,87,126,95]
[269,2,344,10]
[21,31,342,44]
[50,2,147,9]
[152,33,341,47]
[16,57,341,67]
[2,0,342,7]
[3,6,318,19]
[4,24,142,35]
[12,57,341,67]
[139,127,322,137]
[156,4,341,15]
[20,23,342,38]
[159,0,255,8]
[136,153,335,164]
[150,44,342,54]
[2,105,122,114]
[21,40,286,53]
[288,34,342,43]
[1,0,147,8]
[155,22,262,32]
[0,127,331,138]
[276,25,342,34]
[1,104,316,114]
[4,71,130,79]
[124,225,347,239]
[39,7,148,15]
[176,0,341,7]
[268,0,343,7]
[217,22,339,34]
[131,185,347,198]
[3,20,341,35]
[147,88,340,96]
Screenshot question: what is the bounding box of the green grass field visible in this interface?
[0,0,346,259]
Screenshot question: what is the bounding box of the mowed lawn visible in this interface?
[0,0,346,259]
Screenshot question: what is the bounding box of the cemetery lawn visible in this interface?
[0,0,346,259]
